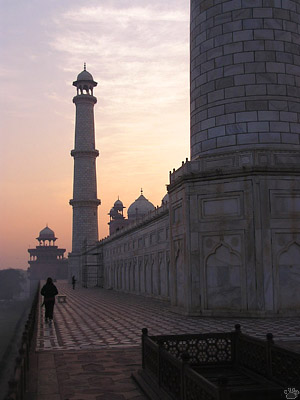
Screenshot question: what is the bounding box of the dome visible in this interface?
[37,226,57,243]
[109,207,117,217]
[114,199,124,211]
[77,69,94,82]
[39,226,55,239]
[128,194,155,220]
[162,193,169,204]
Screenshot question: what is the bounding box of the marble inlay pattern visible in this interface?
[37,282,300,352]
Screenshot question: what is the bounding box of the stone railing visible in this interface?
[134,325,300,400]
[4,284,40,400]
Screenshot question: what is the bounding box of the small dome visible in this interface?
[114,199,124,211]
[128,194,155,220]
[77,69,94,81]
[109,207,116,216]
[37,226,57,242]
[162,193,169,204]
[39,226,55,238]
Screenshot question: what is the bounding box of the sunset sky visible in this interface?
[0,0,190,270]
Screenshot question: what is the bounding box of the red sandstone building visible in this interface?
[28,226,68,285]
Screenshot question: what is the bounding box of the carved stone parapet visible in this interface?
[169,148,300,189]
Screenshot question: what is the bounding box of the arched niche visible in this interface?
[277,242,300,310]
[205,243,242,310]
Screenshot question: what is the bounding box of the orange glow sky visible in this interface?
[0,0,190,270]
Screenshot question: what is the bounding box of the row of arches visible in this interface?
[104,251,170,299]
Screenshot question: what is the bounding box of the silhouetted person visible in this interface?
[41,277,58,323]
[72,275,76,290]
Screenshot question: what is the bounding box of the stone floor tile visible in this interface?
[28,281,300,399]
[123,391,146,400]
[38,395,61,400]
[96,394,126,400]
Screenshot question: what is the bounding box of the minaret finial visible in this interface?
[141,188,143,195]
[84,62,86,71]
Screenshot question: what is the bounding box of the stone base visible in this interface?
[168,153,300,316]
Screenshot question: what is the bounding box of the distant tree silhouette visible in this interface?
[0,269,26,300]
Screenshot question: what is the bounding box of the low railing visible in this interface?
[142,329,159,379]
[235,329,270,377]
[140,325,300,400]
[141,327,234,400]
[270,343,300,387]
[4,284,40,400]
[155,331,235,366]
[184,366,228,400]
[159,347,182,399]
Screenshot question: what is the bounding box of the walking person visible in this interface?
[72,275,76,290]
[41,277,58,323]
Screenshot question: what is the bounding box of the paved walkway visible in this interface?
[28,281,300,399]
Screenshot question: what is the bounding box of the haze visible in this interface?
[0,0,190,270]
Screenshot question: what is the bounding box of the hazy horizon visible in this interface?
[0,0,190,270]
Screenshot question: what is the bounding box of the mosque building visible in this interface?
[69,0,300,317]
[108,190,155,235]
[28,226,68,287]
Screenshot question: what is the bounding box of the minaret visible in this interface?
[167,1,300,316]
[69,64,100,282]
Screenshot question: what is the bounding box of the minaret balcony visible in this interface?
[69,199,101,207]
[71,149,99,158]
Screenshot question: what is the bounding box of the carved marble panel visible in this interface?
[274,153,300,165]
[270,191,300,218]
[158,252,164,297]
[239,153,253,166]
[173,206,182,224]
[200,193,243,220]
[203,155,235,170]
[138,256,143,293]
[203,239,244,310]
[174,240,184,306]
[166,251,170,298]
[152,254,159,295]
[145,255,152,294]
[277,242,300,310]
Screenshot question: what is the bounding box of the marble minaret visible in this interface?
[168,0,300,316]
[69,65,100,283]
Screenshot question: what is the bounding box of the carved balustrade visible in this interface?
[136,325,300,400]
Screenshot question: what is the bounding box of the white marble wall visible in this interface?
[190,0,300,158]
[168,150,300,316]
[98,206,170,301]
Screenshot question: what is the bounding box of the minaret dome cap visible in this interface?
[73,64,97,88]
[77,69,94,82]
[114,199,124,210]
